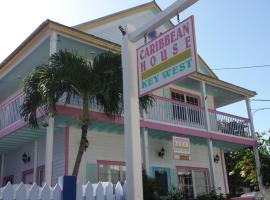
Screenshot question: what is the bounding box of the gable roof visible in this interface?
[73,1,219,80]
[74,1,174,31]
[0,5,256,98]
[0,19,121,75]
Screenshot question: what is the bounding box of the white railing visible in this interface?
[144,95,251,138]
[0,181,126,200]
[208,109,252,138]
[0,93,251,138]
[146,96,206,129]
[0,93,24,131]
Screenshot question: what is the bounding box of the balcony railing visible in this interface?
[145,95,252,138]
[0,93,252,138]
[0,93,24,131]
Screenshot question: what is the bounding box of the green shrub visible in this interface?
[166,187,184,200]
[196,191,231,200]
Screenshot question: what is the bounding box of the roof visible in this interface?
[74,1,174,31]
[0,2,256,98]
[0,19,121,75]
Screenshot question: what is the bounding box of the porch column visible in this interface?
[44,30,57,186]
[245,97,263,191]
[0,153,4,185]
[45,116,54,186]
[33,140,38,183]
[200,81,216,190]
[220,150,229,194]
[141,128,150,175]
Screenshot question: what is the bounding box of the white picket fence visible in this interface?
[0,181,126,200]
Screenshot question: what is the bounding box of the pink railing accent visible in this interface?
[0,93,24,131]
[0,93,252,139]
[208,109,251,138]
[146,95,207,129]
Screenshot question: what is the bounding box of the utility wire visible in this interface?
[251,99,270,102]
[211,64,270,70]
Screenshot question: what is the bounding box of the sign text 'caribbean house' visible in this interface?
[137,16,198,96]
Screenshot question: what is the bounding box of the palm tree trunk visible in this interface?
[72,95,89,176]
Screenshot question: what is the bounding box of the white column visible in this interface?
[45,116,54,186]
[0,153,4,185]
[50,31,58,54]
[245,97,263,191]
[122,24,143,200]
[33,140,38,183]
[201,81,216,190]
[141,128,150,175]
[44,30,57,186]
[220,150,229,194]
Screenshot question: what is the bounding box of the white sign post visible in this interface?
[137,16,198,96]
[120,1,198,199]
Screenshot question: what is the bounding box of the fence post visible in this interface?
[15,183,27,200]
[96,182,104,200]
[84,181,94,200]
[40,183,51,200]
[115,182,123,200]
[2,182,14,200]
[52,184,62,200]
[29,183,39,200]
[105,182,114,200]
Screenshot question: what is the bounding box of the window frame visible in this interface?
[170,88,201,107]
[176,166,210,198]
[22,168,34,184]
[97,160,126,184]
[21,165,45,186]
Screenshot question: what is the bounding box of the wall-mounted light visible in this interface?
[158,147,165,159]
[214,154,219,163]
[22,152,30,164]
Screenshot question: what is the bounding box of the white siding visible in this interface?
[68,128,125,183]
[52,128,66,185]
[4,136,46,184]
[83,10,169,46]
[3,128,66,185]
[68,127,226,193]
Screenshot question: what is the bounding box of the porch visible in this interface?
[0,91,252,140]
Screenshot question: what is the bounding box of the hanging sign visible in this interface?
[137,16,198,96]
[173,136,191,160]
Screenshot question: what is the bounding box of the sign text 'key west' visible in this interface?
[137,16,198,96]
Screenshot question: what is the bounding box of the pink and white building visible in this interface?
[0,2,259,198]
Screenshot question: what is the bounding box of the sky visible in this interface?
[0,0,269,133]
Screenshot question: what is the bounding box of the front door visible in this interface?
[152,167,170,196]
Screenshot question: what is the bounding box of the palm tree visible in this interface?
[20,50,153,176]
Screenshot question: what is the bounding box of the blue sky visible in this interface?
[0,0,269,133]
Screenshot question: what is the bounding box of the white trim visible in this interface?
[122,24,143,200]
[33,140,38,183]
[245,97,263,191]
[0,153,4,185]
[45,117,54,186]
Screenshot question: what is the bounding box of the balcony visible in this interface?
[146,96,251,138]
[0,93,252,139]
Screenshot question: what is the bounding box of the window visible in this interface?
[171,90,201,124]
[22,169,34,184]
[97,161,126,185]
[177,167,209,199]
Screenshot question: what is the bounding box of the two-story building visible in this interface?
[0,2,259,199]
